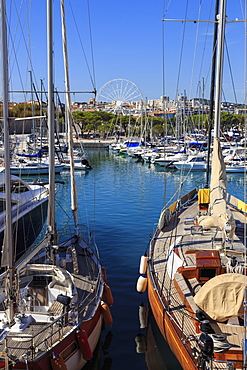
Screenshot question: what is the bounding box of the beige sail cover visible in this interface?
[194,273,245,322]
[198,137,235,237]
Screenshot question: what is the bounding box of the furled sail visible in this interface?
[16,149,43,158]
[198,137,235,239]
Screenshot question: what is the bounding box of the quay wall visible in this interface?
[74,140,113,148]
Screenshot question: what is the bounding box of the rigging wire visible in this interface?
[189,1,203,100]
[225,40,238,104]
[175,0,189,100]
[87,0,96,94]
[197,1,214,87]
[162,0,173,18]
[7,0,31,103]
[68,0,97,93]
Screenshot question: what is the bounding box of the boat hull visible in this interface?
[9,164,64,175]
[146,191,245,370]
[225,166,246,173]
[5,307,103,370]
[174,163,207,171]
[147,269,197,370]
[0,197,48,260]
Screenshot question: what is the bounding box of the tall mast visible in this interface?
[0,0,15,325]
[60,0,78,234]
[214,0,226,137]
[47,0,57,245]
[205,0,220,187]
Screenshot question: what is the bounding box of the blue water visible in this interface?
[39,148,246,370]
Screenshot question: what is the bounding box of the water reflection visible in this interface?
[135,302,182,370]
[83,330,113,370]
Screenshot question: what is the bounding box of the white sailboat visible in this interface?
[0,2,113,369]
[6,161,65,176]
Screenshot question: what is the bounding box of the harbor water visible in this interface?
[37,148,245,370]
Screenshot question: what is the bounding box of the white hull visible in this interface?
[63,163,91,171]
[174,163,207,171]
[8,163,65,175]
[225,165,246,173]
[65,316,103,369]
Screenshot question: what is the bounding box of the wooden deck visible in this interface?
[149,197,246,369]
[0,236,103,369]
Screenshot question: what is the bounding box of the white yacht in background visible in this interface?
[0,173,49,260]
[173,153,207,171]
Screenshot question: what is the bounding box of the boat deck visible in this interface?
[0,279,99,367]
[149,198,246,369]
[0,239,103,368]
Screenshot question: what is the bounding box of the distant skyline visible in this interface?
[3,0,247,105]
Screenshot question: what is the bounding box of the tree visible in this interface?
[153,124,165,136]
[98,123,115,136]
[10,103,41,118]
[85,124,94,134]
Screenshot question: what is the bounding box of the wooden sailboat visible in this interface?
[138,1,247,369]
[0,1,113,369]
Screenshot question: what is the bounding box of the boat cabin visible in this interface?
[178,250,225,283]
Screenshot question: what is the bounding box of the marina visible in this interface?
[1,0,247,369]
[43,147,245,369]
[0,134,246,369]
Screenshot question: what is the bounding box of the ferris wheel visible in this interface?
[96,79,144,114]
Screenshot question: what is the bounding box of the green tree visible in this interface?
[85,124,94,133]
[10,103,41,118]
[153,124,165,136]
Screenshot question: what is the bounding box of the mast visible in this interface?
[29,70,35,149]
[205,0,220,188]
[0,0,15,325]
[47,0,57,246]
[60,0,78,234]
[214,0,226,137]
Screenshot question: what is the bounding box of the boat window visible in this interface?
[0,181,29,193]
[60,342,77,361]
[11,180,29,193]
[199,268,216,279]
[0,199,18,213]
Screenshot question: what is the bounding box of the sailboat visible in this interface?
[137,1,247,369]
[0,1,113,369]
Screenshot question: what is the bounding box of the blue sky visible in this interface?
[4,0,247,104]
